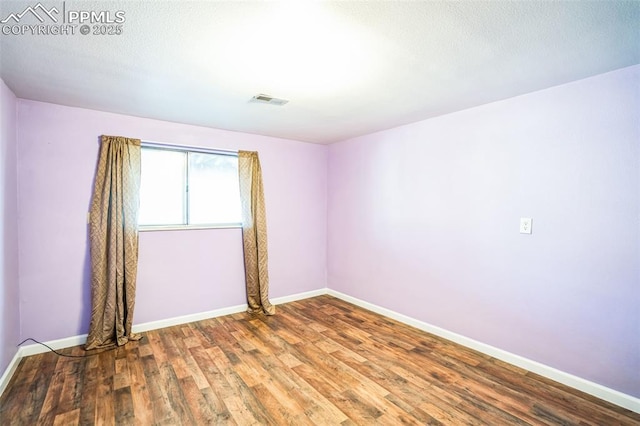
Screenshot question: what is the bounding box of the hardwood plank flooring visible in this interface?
[1,295,638,425]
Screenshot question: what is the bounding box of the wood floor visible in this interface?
[1,296,638,425]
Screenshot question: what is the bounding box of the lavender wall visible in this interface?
[16,101,327,341]
[0,79,20,373]
[327,65,640,397]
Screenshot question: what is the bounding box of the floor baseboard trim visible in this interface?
[19,334,89,357]
[132,304,248,333]
[272,288,327,305]
[17,305,251,357]
[326,289,640,414]
[0,350,22,398]
[134,288,327,332]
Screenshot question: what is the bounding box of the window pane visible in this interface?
[139,149,186,225]
[188,152,241,225]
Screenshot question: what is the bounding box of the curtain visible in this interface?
[238,151,275,315]
[85,135,142,350]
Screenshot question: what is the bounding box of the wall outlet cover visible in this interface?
[520,217,532,234]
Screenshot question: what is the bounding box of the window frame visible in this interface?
[138,142,242,232]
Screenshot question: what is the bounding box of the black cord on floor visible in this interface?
[17,337,130,358]
[17,338,93,357]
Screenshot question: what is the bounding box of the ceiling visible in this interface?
[1,1,639,144]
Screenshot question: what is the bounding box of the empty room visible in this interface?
[0,1,639,424]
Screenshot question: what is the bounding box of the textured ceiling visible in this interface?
[1,1,639,144]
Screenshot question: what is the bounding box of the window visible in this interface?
[138,146,242,229]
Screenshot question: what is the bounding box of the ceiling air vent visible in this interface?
[250,94,289,106]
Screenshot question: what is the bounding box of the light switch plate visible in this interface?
[520,217,532,234]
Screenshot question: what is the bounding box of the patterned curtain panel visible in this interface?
[238,151,275,315]
[85,135,143,350]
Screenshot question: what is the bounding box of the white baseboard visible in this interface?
[133,288,327,333]
[326,289,640,414]
[0,350,22,398]
[132,304,248,333]
[272,288,327,305]
[19,334,89,357]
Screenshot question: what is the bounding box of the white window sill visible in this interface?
[138,223,242,232]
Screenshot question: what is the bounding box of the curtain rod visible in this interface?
[141,140,238,156]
